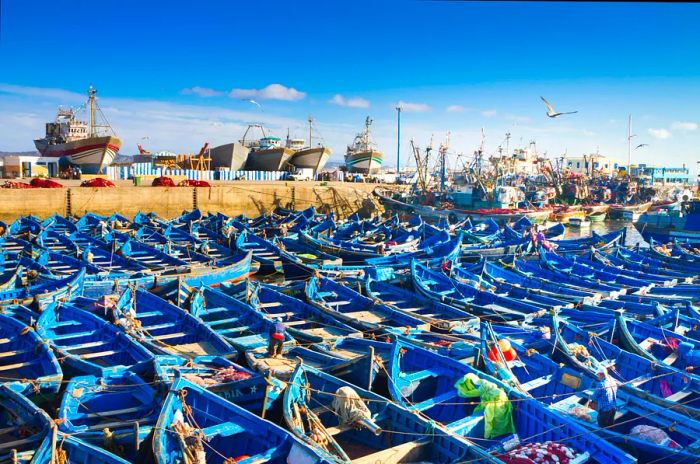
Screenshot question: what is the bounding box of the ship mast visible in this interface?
[308,115,313,148]
[88,86,96,137]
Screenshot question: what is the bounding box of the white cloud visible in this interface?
[180,86,224,97]
[446,105,465,113]
[0,83,84,101]
[671,121,698,132]
[397,100,429,112]
[329,94,370,108]
[505,114,531,123]
[229,83,306,101]
[648,128,672,140]
[481,109,497,118]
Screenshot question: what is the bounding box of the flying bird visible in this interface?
[540,97,578,118]
[635,143,648,149]
[243,99,261,108]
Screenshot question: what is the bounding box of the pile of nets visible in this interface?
[1,181,35,189]
[81,178,115,187]
[152,176,176,187]
[497,442,579,464]
[178,179,210,187]
[30,178,64,188]
[181,367,252,387]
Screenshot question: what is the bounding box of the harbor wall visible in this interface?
[0,181,397,222]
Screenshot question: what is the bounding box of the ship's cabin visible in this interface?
[259,136,281,149]
[286,138,306,150]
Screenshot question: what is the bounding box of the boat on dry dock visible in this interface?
[344,116,383,174]
[34,86,121,174]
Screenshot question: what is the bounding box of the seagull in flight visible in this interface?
[635,143,649,149]
[243,99,261,108]
[540,97,578,118]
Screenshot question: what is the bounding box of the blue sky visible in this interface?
[1,1,699,172]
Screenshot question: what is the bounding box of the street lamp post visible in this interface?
[396,106,402,183]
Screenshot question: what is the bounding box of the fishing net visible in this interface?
[81,178,116,187]
[29,178,64,188]
[152,176,176,187]
[497,441,579,464]
[455,373,516,439]
[332,386,372,426]
[179,179,211,187]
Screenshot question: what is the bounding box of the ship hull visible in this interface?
[345,150,383,174]
[34,135,121,174]
[244,147,293,171]
[289,147,331,172]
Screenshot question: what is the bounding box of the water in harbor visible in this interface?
[561,220,645,247]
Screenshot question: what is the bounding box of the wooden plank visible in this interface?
[352,440,428,464]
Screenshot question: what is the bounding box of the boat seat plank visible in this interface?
[0,360,35,371]
[662,352,679,365]
[519,375,552,392]
[401,369,438,384]
[665,390,693,402]
[638,338,656,351]
[412,390,456,410]
[201,422,244,437]
[80,350,119,359]
[352,440,428,464]
[0,349,30,359]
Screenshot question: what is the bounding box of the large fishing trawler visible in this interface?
[344,116,383,174]
[287,116,331,174]
[34,86,121,174]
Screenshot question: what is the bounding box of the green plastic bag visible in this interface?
[455,373,515,439]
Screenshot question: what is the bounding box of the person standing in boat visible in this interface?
[267,317,286,358]
[588,366,618,429]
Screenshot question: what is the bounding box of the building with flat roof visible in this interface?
[631,164,690,184]
[565,154,619,177]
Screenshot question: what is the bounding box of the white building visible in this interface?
[566,154,619,176]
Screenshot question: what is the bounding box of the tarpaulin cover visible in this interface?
[152,176,176,187]
[455,373,515,439]
[81,178,116,187]
[30,178,63,188]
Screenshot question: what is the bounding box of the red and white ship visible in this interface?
[34,86,121,174]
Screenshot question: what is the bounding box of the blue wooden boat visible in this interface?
[30,433,130,464]
[283,362,499,463]
[592,245,697,280]
[615,313,700,371]
[299,230,382,264]
[365,235,461,268]
[112,287,237,359]
[613,245,700,275]
[235,229,283,274]
[513,258,626,296]
[482,324,700,463]
[57,371,160,461]
[479,259,596,302]
[248,282,361,344]
[411,260,537,322]
[566,251,700,297]
[152,354,285,416]
[0,267,85,308]
[554,314,700,419]
[104,232,190,272]
[390,338,634,464]
[0,313,62,395]
[185,285,378,382]
[451,262,573,309]
[635,200,700,245]
[305,274,429,332]
[153,375,327,464]
[36,301,154,377]
[0,384,52,463]
[365,278,479,333]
